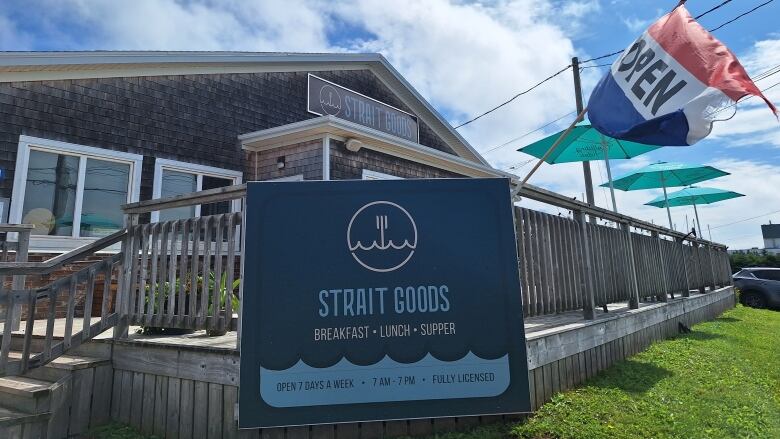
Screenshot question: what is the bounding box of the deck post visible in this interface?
[114,213,138,340]
[9,229,29,331]
[678,237,691,297]
[574,210,595,320]
[652,231,668,302]
[236,200,247,351]
[694,241,706,294]
[707,244,717,290]
[623,223,640,309]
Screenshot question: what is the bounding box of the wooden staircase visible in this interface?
[0,336,112,438]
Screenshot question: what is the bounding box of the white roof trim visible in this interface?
[239,115,514,180]
[0,51,489,167]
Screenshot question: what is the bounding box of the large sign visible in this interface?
[239,178,530,428]
[307,74,419,143]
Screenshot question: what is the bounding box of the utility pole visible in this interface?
[572,57,595,209]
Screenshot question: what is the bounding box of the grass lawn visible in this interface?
[431,305,780,439]
[85,423,158,439]
[86,306,778,439]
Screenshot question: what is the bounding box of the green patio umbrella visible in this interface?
[645,186,744,236]
[519,124,659,212]
[602,162,730,230]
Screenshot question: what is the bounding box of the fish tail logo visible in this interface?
[347,201,417,272]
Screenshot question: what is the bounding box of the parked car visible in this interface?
[733,267,780,309]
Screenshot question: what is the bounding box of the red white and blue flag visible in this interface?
[588,4,777,146]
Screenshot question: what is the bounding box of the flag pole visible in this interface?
[520,108,588,188]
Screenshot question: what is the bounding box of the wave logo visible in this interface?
[319,84,342,116]
[347,201,417,273]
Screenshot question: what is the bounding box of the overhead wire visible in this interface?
[453,65,572,129]
[711,209,780,229]
[461,0,777,158]
[481,110,576,154]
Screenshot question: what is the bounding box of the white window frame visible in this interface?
[362,169,403,180]
[9,135,143,251]
[152,158,243,222]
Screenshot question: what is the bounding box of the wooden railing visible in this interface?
[123,213,242,332]
[0,225,32,333]
[516,183,732,319]
[0,229,126,376]
[116,184,246,341]
[121,182,732,327]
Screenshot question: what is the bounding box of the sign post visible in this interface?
[239,178,531,428]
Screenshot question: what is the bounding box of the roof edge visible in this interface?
[0,51,489,166]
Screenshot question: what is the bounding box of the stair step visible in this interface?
[0,376,53,413]
[0,405,49,427]
[6,351,109,370]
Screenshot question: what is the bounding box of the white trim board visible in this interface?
[240,116,516,180]
[362,169,402,180]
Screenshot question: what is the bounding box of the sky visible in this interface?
[1,0,778,249]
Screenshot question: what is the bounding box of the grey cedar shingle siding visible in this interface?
[329,140,462,180]
[0,69,457,201]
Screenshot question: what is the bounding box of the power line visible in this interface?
[709,0,774,32]
[711,209,780,229]
[482,111,576,154]
[580,63,612,70]
[457,0,773,131]
[694,0,734,19]
[581,1,774,68]
[706,71,780,118]
[453,65,572,129]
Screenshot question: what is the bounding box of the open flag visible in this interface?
[588,4,777,146]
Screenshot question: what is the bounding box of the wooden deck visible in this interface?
[1,289,716,352]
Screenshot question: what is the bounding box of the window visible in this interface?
[755,270,780,282]
[362,169,402,180]
[10,136,142,248]
[152,159,242,222]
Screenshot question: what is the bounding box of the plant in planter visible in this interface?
[206,271,241,336]
[138,272,240,336]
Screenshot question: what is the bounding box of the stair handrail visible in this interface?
[0,229,127,275]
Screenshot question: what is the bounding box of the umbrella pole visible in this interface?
[602,137,618,213]
[520,107,588,188]
[661,177,673,230]
[693,201,701,238]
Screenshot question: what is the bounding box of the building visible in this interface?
[761,223,780,254]
[0,51,509,254]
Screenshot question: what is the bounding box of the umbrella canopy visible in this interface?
[519,124,659,164]
[519,124,660,212]
[602,162,729,191]
[645,186,744,208]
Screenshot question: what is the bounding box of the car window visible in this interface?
[753,270,780,281]
[734,270,753,278]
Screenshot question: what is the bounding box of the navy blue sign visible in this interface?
[239,178,530,428]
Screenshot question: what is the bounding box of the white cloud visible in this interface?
[5,1,778,251]
[621,16,651,33]
[39,0,332,51]
[709,38,780,147]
